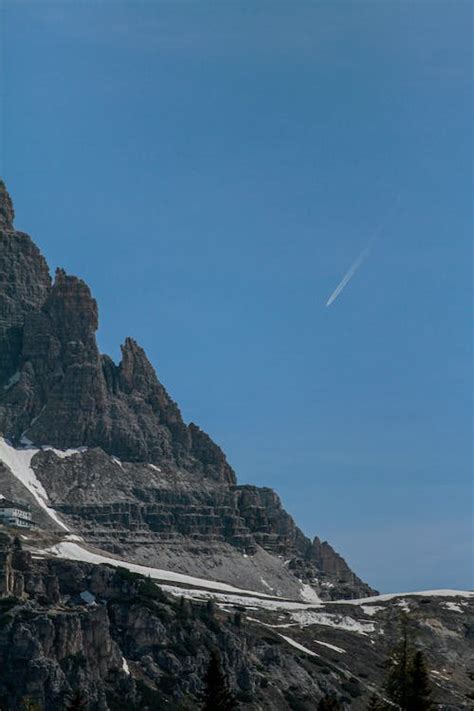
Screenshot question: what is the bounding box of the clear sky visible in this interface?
[1,1,472,593]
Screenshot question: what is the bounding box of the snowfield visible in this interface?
[39,541,284,598]
[33,538,474,617]
[331,589,474,604]
[0,437,70,530]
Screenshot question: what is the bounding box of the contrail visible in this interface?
[325,195,400,307]
[325,245,372,307]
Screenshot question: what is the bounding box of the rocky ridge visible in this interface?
[0,179,372,601]
[0,531,472,711]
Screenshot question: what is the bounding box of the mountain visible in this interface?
[0,181,472,710]
[0,530,472,710]
[0,179,372,601]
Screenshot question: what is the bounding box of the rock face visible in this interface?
[0,532,355,711]
[0,533,472,711]
[0,182,51,388]
[0,180,373,600]
[0,184,233,482]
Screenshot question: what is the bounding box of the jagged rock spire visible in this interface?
[0,180,15,231]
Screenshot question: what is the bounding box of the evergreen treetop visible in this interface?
[201,650,238,711]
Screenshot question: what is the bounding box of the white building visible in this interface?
[0,499,32,528]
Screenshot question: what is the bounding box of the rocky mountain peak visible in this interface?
[0,180,14,231]
[119,337,159,394]
[44,267,99,355]
[0,179,375,602]
[0,180,235,484]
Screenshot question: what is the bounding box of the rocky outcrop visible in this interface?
[0,533,355,710]
[0,181,51,387]
[0,180,373,600]
[0,533,472,711]
[0,182,232,482]
[189,422,236,485]
[0,181,14,231]
[5,447,370,599]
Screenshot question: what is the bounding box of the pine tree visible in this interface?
[384,614,434,711]
[177,595,190,620]
[201,651,238,711]
[317,694,341,710]
[233,611,242,628]
[385,613,412,709]
[407,651,433,711]
[205,599,216,617]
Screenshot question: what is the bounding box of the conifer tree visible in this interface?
[407,651,433,711]
[177,595,190,620]
[205,599,216,617]
[233,611,242,628]
[385,613,412,709]
[384,614,434,711]
[201,651,238,711]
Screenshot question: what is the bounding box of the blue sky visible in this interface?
[1,1,472,592]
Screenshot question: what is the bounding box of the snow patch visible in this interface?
[0,438,69,530]
[260,577,274,592]
[122,657,130,675]
[162,586,314,611]
[148,464,162,473]
[442,601,465,613]
[331,589,474,605]
[290,610,376,635]
[361,605,384,617]
[279,635,319,658]
[42,541,281,597]
[314,639,346,654]
[246,617,295,629]
[397,599,411,612]
[300,584,321,604]
[41,446,88,459]
[112,457,123,468]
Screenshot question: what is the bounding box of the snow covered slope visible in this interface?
[36,537,474,612]
[0,438,70,530]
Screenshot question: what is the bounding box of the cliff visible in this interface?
[0,533,471,711]
[0,180,372,600]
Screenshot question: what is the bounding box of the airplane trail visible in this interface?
[325,196,400,307]
[325,245,371,307]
